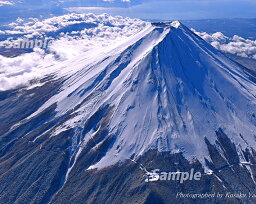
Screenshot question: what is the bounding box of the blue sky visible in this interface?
[0,0,256,20]
[62,0,256,20]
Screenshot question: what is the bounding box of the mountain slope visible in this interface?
[0,21,256,204]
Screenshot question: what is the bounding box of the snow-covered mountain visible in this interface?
[14,20,256,168]
[0,19,256,204]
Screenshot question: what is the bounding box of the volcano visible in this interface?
[0,21,256,204]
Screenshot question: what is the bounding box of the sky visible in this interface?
[1,0,256,20]
[62,0,256,20]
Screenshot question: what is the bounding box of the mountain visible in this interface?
[0,21,256,204]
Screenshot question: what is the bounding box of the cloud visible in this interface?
[1,13,255,92]
[192,29,256,59]
[0,49,56,91]
[0,0,14,7]
[0,13,148,91]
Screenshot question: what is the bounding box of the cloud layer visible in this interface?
[192,29,256,59]
[0,13,255,92]
[0,13,148,91]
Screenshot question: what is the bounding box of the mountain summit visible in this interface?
[0,21,256,204]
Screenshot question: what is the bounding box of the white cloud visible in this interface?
[0,0,14,6]
[0,48,58,91]
[1,13,254,92]
[0,13,148,91]
[192,29,256,60]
